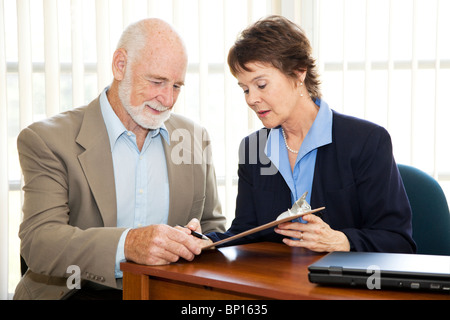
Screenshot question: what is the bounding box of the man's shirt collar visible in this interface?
[99,87,170,152]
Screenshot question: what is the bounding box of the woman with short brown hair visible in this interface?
[207,15,416,253]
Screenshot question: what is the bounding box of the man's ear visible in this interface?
[112,48,128,81]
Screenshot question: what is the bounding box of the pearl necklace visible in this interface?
[281,128,299,154]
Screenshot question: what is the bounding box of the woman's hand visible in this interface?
[274,213,350,252]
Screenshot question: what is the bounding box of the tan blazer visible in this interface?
[13,96,226,299]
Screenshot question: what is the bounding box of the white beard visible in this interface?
[123,100,171,130]
[118,72,171,130]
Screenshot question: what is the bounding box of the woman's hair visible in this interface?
[228,15,321,100]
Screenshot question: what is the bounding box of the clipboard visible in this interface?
[202,207,325,250]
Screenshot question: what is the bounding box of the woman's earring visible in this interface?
[300,82,304,97]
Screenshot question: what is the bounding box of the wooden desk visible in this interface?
[120,242,450,300]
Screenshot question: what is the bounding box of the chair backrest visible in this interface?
[398,164,450,255]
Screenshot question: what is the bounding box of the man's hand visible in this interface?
[175,218,214,248]
[124,223,202,265]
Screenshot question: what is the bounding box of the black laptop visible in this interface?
[308,251,450,293]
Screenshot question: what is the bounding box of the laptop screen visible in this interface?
[308,251,450,292]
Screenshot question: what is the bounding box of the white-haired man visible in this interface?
[14,18,226,300]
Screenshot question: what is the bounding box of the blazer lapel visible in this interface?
[163,116,194,226]
[76,97,117,227]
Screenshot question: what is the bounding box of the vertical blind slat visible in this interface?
[147,0,157,17]
[198,0,208,123]
[95,0,111,92]
[223,0,234,223]
[433,0,440,179]
[410,0,418,165]
[172,0,185,114]
[363,0,370,120]
[43,0,60,117]
[17,0,33,129]
[271,0,282,14]
[122,0,133,29]
[246,0,256,134]
[71,0,84,107]
[294,0,302,25]
[317,0,324,87]
[341,0,348,113]
[0,0,9,301]
[387,0,394,132]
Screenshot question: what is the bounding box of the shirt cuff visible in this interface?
[115,228,131,278]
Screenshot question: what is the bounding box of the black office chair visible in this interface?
[398,164,450,255]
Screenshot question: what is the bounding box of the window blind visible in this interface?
[317,0,450,183]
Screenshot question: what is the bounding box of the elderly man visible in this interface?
[14,18,226,300]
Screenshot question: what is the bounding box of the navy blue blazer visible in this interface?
[208,111,416,253]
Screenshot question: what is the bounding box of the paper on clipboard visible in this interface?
[202,206,325,250]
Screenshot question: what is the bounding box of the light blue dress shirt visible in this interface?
[265,99,333,220]
[99,88,170,278]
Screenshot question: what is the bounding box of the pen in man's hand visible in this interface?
[176,225,210,241]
